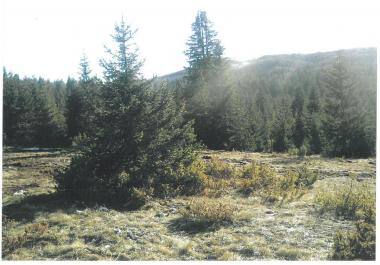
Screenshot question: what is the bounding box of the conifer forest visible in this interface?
[2,11,376,261]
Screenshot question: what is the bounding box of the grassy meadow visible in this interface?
[2,149,376,260]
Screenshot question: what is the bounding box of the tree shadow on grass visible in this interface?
[2,192,77,223]
[2,191,141,223]
[168,217,231,235]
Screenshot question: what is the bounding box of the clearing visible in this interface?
[1,149,376,260]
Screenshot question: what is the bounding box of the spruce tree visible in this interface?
[293,114,306,148]
[79,53,91,82]
[57,19,199,204]
[3,70,20,145]
[184,11,242,149]
[78,55,101,137]
[307,87,320,113]
[291,87,306,148]
[224,92,255,150]
[66,54,98,142]
[305,87,321,153]
[253,87,273,152]
[322,54,371,157]
[65,77,82,141]
[272,98,293,152]
[185,11,224,74]
[12,78,36,146]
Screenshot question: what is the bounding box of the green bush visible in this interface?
[332,221,375,260]
[292,164,318,188]
[151,161,206,197]
[239,162,280,201]
[239,163,316,203]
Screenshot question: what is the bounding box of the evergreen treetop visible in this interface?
[185,11,224,71]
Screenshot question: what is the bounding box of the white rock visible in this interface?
[98,206,109,212]
[14,190,25,196]
[114,228,122,235]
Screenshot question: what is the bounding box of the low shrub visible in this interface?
[315,180,376,260]
[181,197,236,224]
[194,158,240,197]
[151,160,207,198]
[315,181,375,220]
[239,163,315,203]
[205,157,238,179]
[332,221,375,260]
[291,164,318,188]
[239,162,285,202]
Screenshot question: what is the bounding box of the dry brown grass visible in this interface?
[181,197,237,224]
[2,149,376,260]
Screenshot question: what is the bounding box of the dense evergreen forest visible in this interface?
[3,12,376,158]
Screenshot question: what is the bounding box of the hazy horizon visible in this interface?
[3,0,379,80]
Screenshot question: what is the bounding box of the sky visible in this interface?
[2,0,379,80]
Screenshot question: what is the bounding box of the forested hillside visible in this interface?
[3,14,376,158]
[163,47,376,157]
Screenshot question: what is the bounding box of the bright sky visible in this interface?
[2,0,379,80]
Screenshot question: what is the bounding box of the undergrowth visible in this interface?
[315,180,376,260]
[239,162,317,203]
[315,180,375,221]
[2,220,54,257]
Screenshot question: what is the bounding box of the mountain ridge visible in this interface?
[158,47,376,82]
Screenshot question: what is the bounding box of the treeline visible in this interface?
[3,11,376,158]
[3,55,101,147]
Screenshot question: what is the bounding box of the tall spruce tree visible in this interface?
[272,98,293,152]
[305,87,321,153]
[292,87,306,148]
[79,53,91,82]
[253,87,273,152]
[65,54,98,142]
[32,81,65,147]
[322,54,371,157]
[65,77,82,141]
[184,11,243,149]
[3,69,20,145]
[183,10,225,102]
[185,11,224,73]
[224,92,255,150]
[57,19,199,204]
